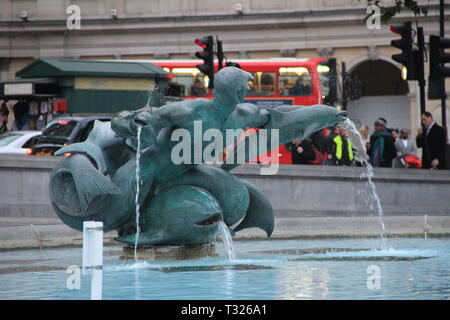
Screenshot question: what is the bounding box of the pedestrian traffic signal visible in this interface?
[195,36,215,88]
[390,22,415,80]
[429,35,450,79]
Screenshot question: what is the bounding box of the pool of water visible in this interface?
[0,237,449,300]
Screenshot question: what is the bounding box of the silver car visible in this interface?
[0,131,41,155]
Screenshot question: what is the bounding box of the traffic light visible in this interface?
[216,41,241,69]
[390,22,415,80]
[343,73,363,101]
[319,58,337,106]
[429,35,450,79]
[428,35,450,99]
[217,40,224,70]
[195,35,215,88]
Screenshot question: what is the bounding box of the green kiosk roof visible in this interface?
[15,58,170,79]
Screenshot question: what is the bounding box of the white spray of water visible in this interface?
[218,221,236,261]
[342,119,388,249]
[134,126,143,262]
[424,214,428,240]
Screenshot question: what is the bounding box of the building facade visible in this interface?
[1,0,449,137]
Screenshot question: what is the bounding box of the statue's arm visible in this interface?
[254,108,271,128]
[224,103,270,130]
[150,100,206,129]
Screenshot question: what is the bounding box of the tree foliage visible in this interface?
[366,0,429,23]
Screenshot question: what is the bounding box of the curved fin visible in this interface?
[55,142,107,174]
[233,180,274,236]
[56,154,121,212]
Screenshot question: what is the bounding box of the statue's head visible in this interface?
[111,110,158,150]
[214,67,254,106]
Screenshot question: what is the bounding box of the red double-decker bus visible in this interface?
[134,58,336,164]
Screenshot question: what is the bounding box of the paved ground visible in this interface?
[1,215,449,250]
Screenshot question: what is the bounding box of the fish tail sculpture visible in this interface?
[233,179,274,236]
[51,154,121,213]
[49,120,142,232]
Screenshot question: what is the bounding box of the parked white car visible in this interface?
[0,131,41,155]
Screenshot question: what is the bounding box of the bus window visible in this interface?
[190,76,207,96]
[170,68,208,97]
[278,67,312,96]
[247,72,275,96]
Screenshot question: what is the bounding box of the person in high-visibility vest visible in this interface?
[332,128,354,166]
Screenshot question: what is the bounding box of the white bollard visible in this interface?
[82,221,103,300]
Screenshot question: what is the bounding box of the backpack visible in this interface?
[308,146,324,165]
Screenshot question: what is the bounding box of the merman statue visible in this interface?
[49,67,346,247]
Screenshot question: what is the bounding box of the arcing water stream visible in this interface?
[133,86,165,261]
[341,118,388,249]
[134,126,143,262]
[218,221,236,260]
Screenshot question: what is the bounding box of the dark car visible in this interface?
[30,116,111,156]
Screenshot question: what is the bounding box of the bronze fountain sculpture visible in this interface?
[49,67,346,256]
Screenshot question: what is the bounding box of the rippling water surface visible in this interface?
[0,237,448,300]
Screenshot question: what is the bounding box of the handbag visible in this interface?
[308,146,324,165]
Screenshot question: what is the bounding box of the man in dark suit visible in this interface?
[416,112,447,169]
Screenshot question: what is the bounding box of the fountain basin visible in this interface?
[121,243,217,261]
[0,237,448,300]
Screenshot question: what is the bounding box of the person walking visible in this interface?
[367,118,396,168]
[416,111,447,169]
